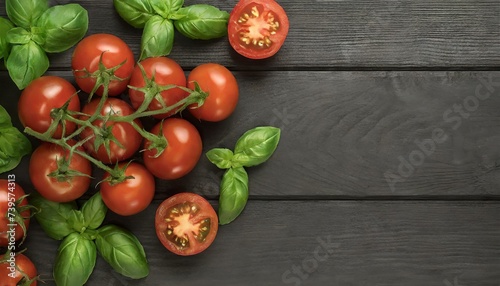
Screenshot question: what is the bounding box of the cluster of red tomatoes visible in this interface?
[16,33,238,257]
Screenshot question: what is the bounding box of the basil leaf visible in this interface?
[174,4,229,40]
[113,0,155,28]
[6,40,49,89]
[53,232,97,286]
[30,193,77,240]
[141,15,174,59]
[34,4,88,53]
[0,17,14,59]
[0,105,31,174]
[232,126,281,167]
[218,167,248,225]
[67,209,86,233]
[96,225,149,279]
[150,0,184,18]
[6,0,49,29]
[6,27,31,45]
[81,192,107,230]
[206,148,233,169]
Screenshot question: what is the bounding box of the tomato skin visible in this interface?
[29,142,91,203]
[0,180,30,246]
[18,76,80,139]
[188,63,239,122]
[72,33,135,96]
[80,98,142,164]
[228,0,289,59]
[0,253,37,286]
[155,192,218,256]
[143,118,202,180]
[129,57,188,119]
[100,162,155,216]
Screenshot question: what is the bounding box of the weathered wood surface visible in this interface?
[21,201,500,286]
[1,0,500,69]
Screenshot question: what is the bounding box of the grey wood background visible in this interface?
[1,0,499,285]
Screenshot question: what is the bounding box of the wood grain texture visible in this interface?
[1,0,499,69]
[19,200,500,286]
[3,71,500,198]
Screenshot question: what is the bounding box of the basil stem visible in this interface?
[96,225,149,279]
[53,233,97,286]
[34,3,88,53]
[5,0,48,29]
[81,192,107,230]
[218,167,249,225]
[141,15,174,59]
[232,126,281,167]
[113,0,156,28]
[0,105,31,174]
[174,4,229,40]
[0,17,14,59]
[30,193,77,240]
[5,40,49,89]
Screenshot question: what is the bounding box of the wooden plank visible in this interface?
[19,200,500,285]
[1,0,499,69]
[3,71,500,198]
[0,72,500,198]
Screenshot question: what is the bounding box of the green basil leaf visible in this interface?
[53,232,97,286]
[206,148,233,169]
[67,209,86,233]
[81,192,107,230]
[6,40,49,89]
[96,224,149,279]
[150,0,184,18]
[113,0,155,28]
[0,17,14,59]
[218,166,248,225]
[174,4,229,40]
[0,106,31,174]
[232,126,281,167]
[6,27,31,45]
[30,192,77,240]
[34,4,88,53]
[6,0,49,29]
[141,15,174,59]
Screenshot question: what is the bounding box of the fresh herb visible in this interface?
[2,0,88,89]
[207,126,281,224]
[31,192,149,284]
[0,105,31,174]
[114,0,228,59]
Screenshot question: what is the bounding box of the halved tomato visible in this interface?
[228,0,289,59]
[155,193,218,256]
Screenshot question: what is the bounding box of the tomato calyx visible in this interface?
[47,155,92,183]
[73,51,129,100]
[142,122,168,158]
[100,162,135,186]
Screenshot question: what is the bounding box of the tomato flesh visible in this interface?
[155,193,218,256]
[228,0,289,59]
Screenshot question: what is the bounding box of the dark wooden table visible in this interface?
[1,0,500,285]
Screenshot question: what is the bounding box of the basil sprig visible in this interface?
[2,0,88,89]
[114,0,228,59]
[31,192,149,285]
[0,105,31,174]
[207,126,281,224]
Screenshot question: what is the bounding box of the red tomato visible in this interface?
[228,0,289,59]
[72,33,135,96]
[80,98,142,164]
[143,118,202,180]
[100,162,155,216]
[155,192,218,256]
[18,76,80,139]
[129,57,188,119]
[0,253,37,285]
[188,63,238,122]
[29,141,91,203]
[0,180,30,246]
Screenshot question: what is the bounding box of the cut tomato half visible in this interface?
[228,0,289,59]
